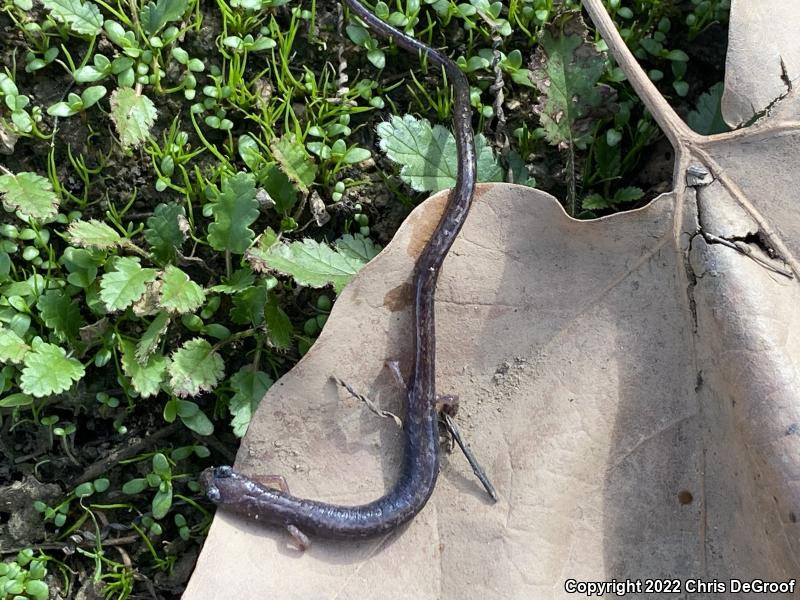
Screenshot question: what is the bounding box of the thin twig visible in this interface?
[442,414,498,503]
[332,377,402,428]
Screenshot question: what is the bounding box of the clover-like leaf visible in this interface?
[168,338,224,397]
[20,343,85,397]
[99,256,158,312]
[120,338,166,398]
[0,171,59,220]
[207,172,259,254]
[229,366,273,437]
[377,115,503,192]
[110,88,157,149]
[158,265,205,314]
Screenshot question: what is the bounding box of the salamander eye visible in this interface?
[215,465,234,478]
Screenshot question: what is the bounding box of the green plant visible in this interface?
[0,549,49,600]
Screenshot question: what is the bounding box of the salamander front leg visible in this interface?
[286,524,310,550]
[253,474,311,550]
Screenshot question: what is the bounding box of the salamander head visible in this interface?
[200,466,236,504]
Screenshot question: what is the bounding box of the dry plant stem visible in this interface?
[202,0,478,541]
[582,0,800,280]
[442,414,498,502]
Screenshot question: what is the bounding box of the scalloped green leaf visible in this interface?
[67,219,124,249]
[0,326,30,365]
[144,202,187,264]
[270,135,316,193]
[42,0,103,35]
[120,338,166,398]
[158,265,205,314]
[207,172,259,254]
[139,0,188,35]
[37,289,80,341]
[168,338,224,397]
[230,285,267,327]
[20,343,85,397]
[99,256,158,312]
[0,171,59,220]
[229,366,273,437]
[529,12,615,150]
[110,88,157,149]
[334,233,382,263]
[136,311,170,364]
[376,115,503,193]
[247,239,367,293]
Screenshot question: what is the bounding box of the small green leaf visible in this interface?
[238,133,264,171]
[207,172,259,254]
[529,12,616,150]
[688,82,729,135]
[37,289,80,341]
[122,478,148,494]
[139,0,188,34]
[74,482,94,497]
[110,88,157,149]
[229,366,273,437]
[376,115,503,192]
[612,186,644,204]
[263,165,298,214]
[0,326,30,365]
[136,311,170,363]
[80,85,107,108]
[99,256,158,311]
[152,483,172,519]
[120,338,166,397]
[26,579,49,600]
[271,135,317,193]
[152,452,170,475]
[67,219,124,249]
[144,202,186,264]
[247,238,366,293]
[168,338,224,397]
[158,265,205,314]
[210,269,255,294]
[0,171,59,220]
[334,233,381,263]
[264,293,292,349]
[180,408,214,435]
[42,0,103,35]
[20,343,85,397]
[230,285,267,327]
[0,393,34,407]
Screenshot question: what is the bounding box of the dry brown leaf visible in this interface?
[186,2,800,597]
